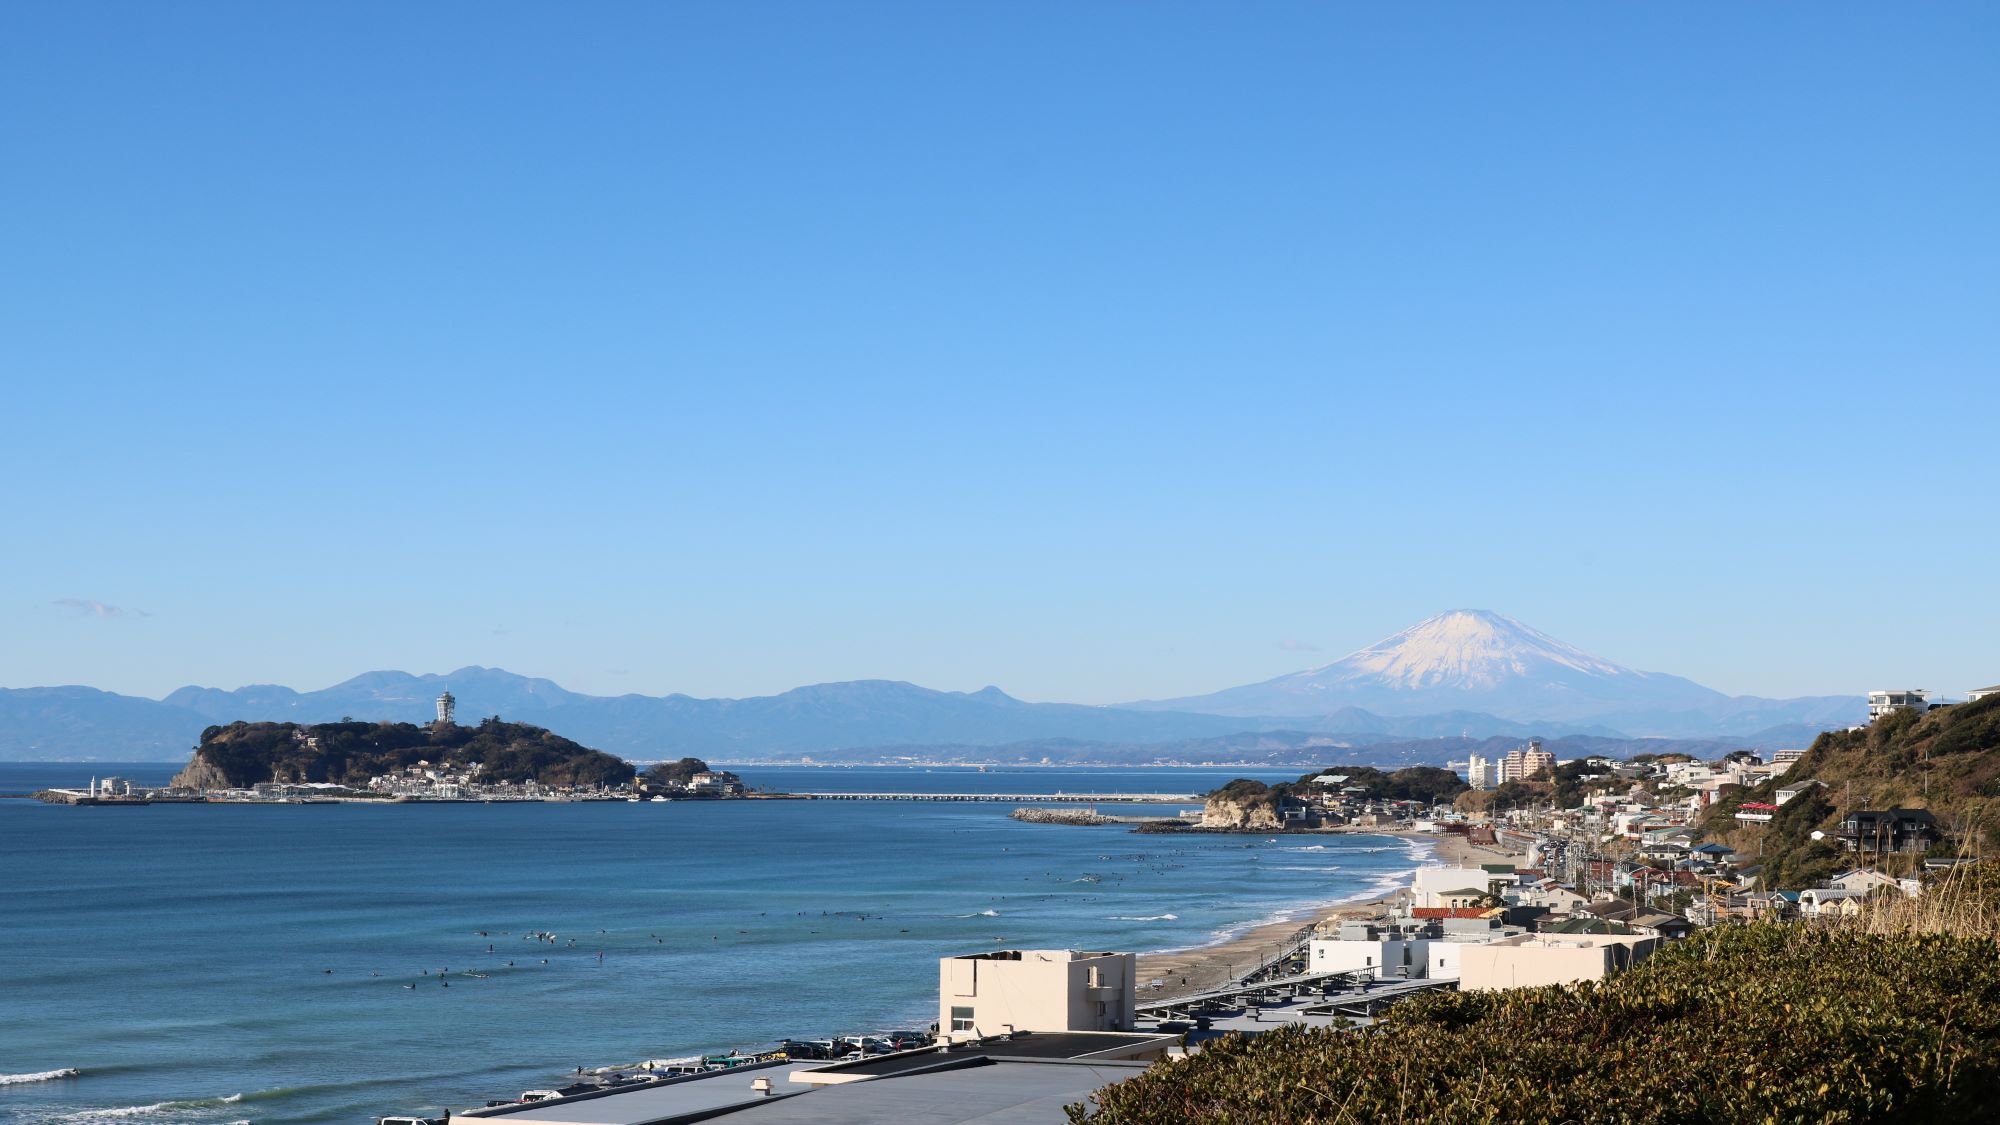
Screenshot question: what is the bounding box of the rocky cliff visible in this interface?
[169,754,232,791]
[1200,780,1288,829]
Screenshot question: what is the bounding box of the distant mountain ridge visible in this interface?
[0,610,1864,760]
[1131,609,1861,737]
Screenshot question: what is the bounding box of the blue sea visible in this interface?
[0,763,1427,1125]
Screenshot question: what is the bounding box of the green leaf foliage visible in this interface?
[1069,924,2000,1124]
[190,719,635,788]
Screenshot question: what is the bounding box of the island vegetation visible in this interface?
[175,717,636,790]
[1204,766,1468,817]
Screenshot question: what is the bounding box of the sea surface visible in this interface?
[0,763,1427,1125]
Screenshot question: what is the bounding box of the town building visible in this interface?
[1457,934,1656,991]
[938,950,1135,1042]
[1412,866,1498,909]
[1465,754,1499,790]
[1837,808,1940,853]
[1867,690,1929,719]
[1499,740,1555,783]
[436,691,456,726]
[1969,684,2000,703]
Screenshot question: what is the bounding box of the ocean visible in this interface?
[0,763,1427,1125]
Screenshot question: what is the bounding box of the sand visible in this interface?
[1134,829,1531,1001]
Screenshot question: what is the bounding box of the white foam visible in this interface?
[55,1094,243,1122]
[1,1069,80,1086]
[1109,913,1178,921]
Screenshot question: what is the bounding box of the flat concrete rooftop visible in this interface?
[465,1062,820,1125]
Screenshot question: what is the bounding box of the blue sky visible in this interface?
[4,3,1995,704]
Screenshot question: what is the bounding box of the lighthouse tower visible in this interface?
[435,691,456,727]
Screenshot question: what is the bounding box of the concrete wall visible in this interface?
[1458,935,1655,991]
[939,951,1135,1040]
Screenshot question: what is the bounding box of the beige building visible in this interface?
[938,950,1135,1042]
[1458,934,1655,991]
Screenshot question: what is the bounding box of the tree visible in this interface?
[643,758,714,788]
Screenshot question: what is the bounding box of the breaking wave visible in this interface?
[1,1069,80,1085]
[1109,913,1178,922]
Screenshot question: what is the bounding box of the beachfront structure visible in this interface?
[1308,922,1477,981]
[1458,934,1656,991]
[1867,690,1928,719]
[939,950,1135,1042]
[1970,684,2000,703]
[436,691,456,726]
[1412,866,1497,909]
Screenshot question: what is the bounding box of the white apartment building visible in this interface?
[1412,866,1497,909]
[1465,754,1499,790]
[1867,690,1928,719]
[938,950,1134,1042]
[1309,926,1470,981]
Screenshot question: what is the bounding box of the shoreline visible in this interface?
[1135,829,1530,1001]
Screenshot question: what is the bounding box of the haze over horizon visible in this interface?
[5,5,1995,705]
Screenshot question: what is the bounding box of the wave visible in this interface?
[55,1093,244,1121]
[1109,913,1178,922]
[1270,864,1344,872]
[955,909,1001,918]
[1,1069,79,1085]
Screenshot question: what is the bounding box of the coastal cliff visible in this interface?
[1200,780,1287,829]
[169,754,231,790]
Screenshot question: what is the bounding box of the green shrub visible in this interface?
[1069,925,2000,1124]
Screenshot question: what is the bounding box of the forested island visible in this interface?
[171,717,637,791]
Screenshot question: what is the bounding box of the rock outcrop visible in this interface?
[170,754,231,791]
[1200,784,1287,829]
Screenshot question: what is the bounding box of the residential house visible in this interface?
[1867,690,1930,719]
[1837,809,1940,853]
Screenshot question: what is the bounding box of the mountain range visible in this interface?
[0,610,1864,762]
[1131,610,1862,737]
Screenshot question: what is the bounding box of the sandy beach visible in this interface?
[1135,829,1530,1000]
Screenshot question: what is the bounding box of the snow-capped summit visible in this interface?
[1316,609,1633,691]
[1133,609,1733,722]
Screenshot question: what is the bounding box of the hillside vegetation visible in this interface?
[1207,765,1468,808]
[1070,924,2000,1124]
[182,718,635,788]
[1701,694,2000,887]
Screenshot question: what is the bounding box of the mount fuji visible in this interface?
[1127,609,1861,736]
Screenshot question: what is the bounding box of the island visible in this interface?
[38,719,749,804]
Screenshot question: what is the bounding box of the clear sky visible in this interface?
[3,3,1995,704]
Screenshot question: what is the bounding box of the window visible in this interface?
[950,1006,975,1033]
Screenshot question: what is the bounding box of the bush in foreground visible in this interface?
[1069,925,2000,1124]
